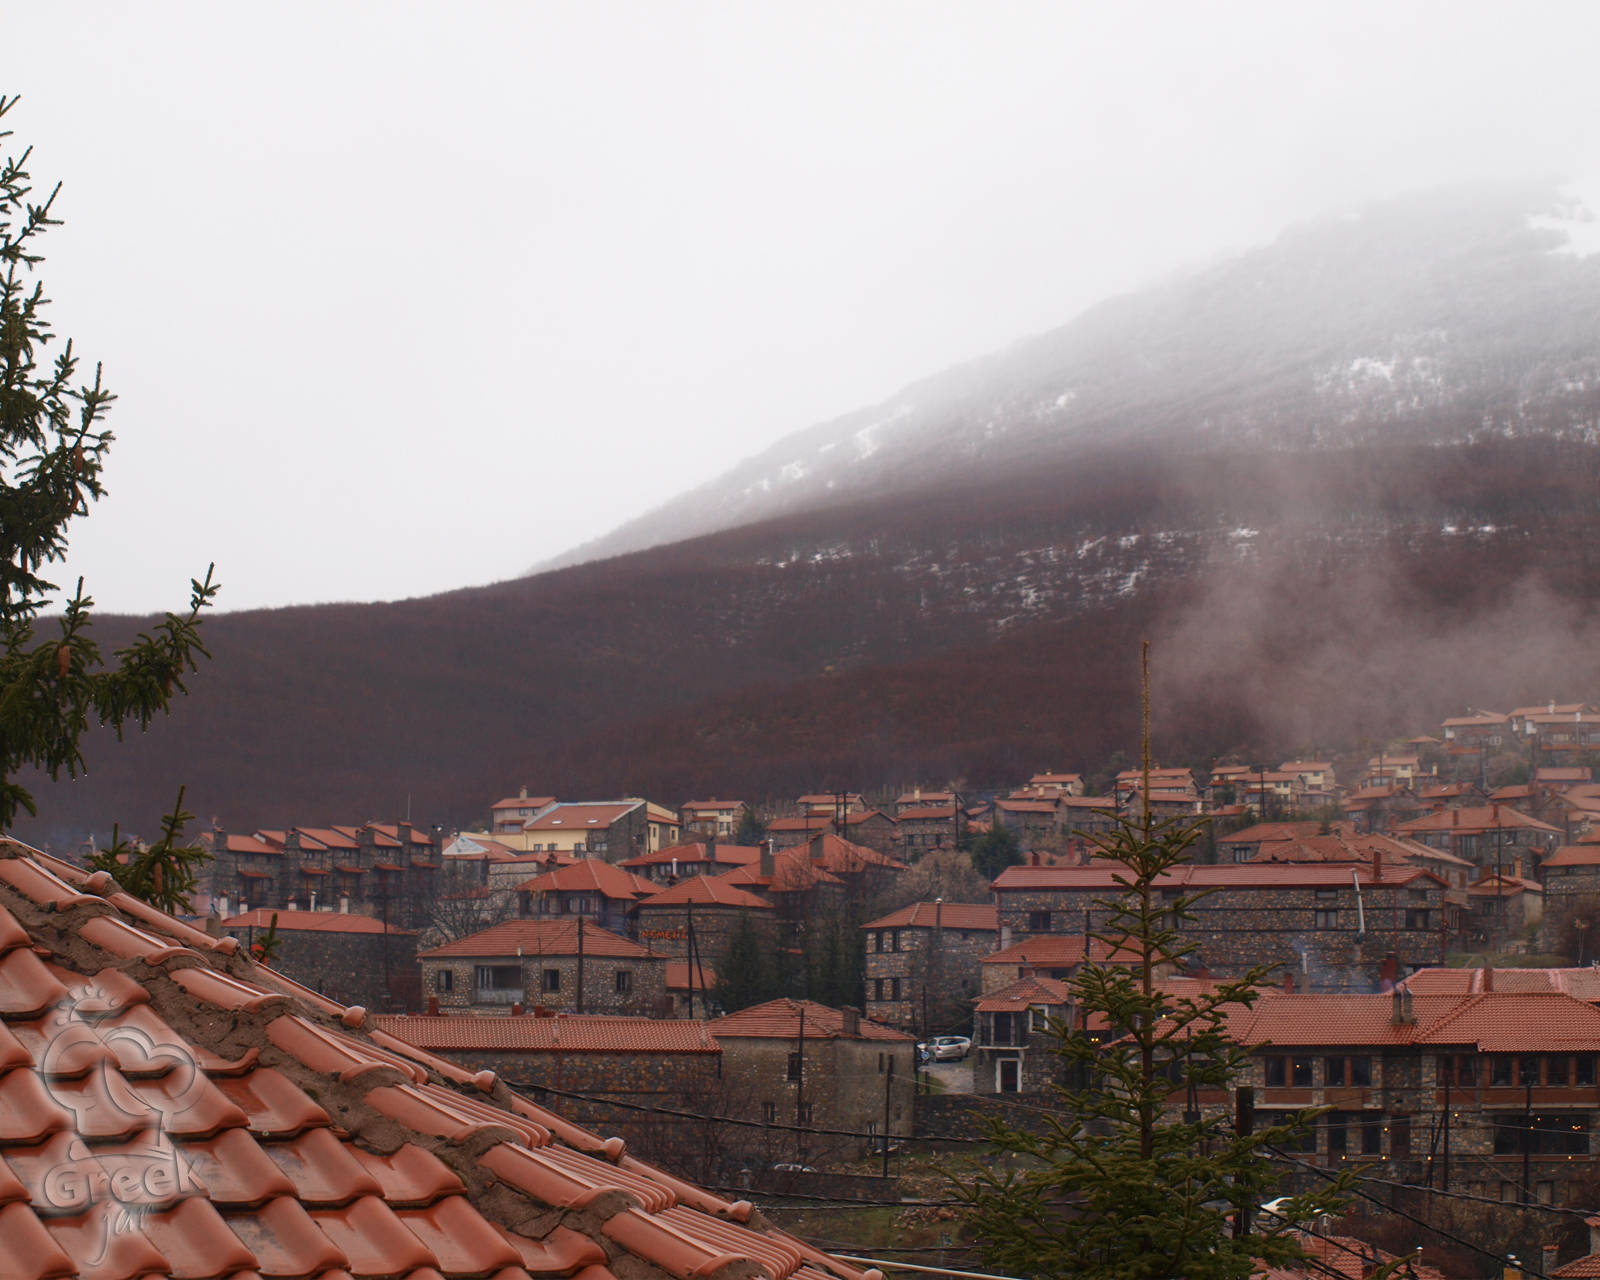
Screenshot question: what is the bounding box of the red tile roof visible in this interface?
[619,841,762,869]
[682,799,745,812]
[222,909,416,935]
[491,794,557,811]
[1547,845,1600,867]
[1466,873,1542,896]
[0,838,875,1280]
[1398,806,1562,835]
[223,833,284,855]
[766,815,833,832]
[860,902,997,931]
[980,935,1142,967]
[802,832,907,873]
[708,999,913,1042]
[636,877,773,909]
[523,802,642,831]
[666,961,717,991]
[1399,966,1600,1000]
[719,851,844,893]
[421,919,659,959]
[990,862,1443,891]
[376,1014,722,1053]
[977,974,1074,1012]
[895,806,958,820]
[512,859,661,900]
[995,800,1060,814]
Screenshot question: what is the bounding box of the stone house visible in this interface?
[1465,870,1543,951]
[991,799,1061,843]
[515,801,658,861]
[708,1000,915,1164]
[512,858,660,935]
[1057,796,1120,837]
[619,840,761,884]
[1160,986,1600,1209]
[1280,761,1338,792]
[372,1012,724,1144]
[1440,712,1510,757]
[631,875,778,972]
[990,860,1450,992]
[1025,772,1084,796]
[221,907,419,1012]
[768,809,900,854]
[859,901,998,1031]
[1525,711,1600,762]
[1539,845,1600,953]
[1397,805,1564,872]
[420,918,669,1016]
[717,845,849,922]
[973,975,1073,1093]
[1417,781,1488,812]
[978,934,1148,993]
[765,814,835,849]
[1342,785,1425,834]
[896,806,959,855]
[797,792,866,816]
[666,959,718,1017]
[680,799,747,838]
[895,788,956,813]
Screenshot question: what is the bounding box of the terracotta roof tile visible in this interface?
[635,877,772,909]
[421,920,658,961]
[860,902,997,931]
[374,1014,722,1055]
[510,860,660,900]
[708,999,912,1042]
[0,842,873,1280]
[222,909,415,936]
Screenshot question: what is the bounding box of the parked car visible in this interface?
[771,1163,818,1173]
[917,1035,971,1061]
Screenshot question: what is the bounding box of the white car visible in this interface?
[920,1035,971,1061]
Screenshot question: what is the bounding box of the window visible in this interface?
[437,970,453,992]
[1264,1057,1286,1087]
[1548,1055,1569,1087]
[878,1052,885,1073]
[614,970,632,994]
[891,977,902,1001]
[1315,909,1339,928]
[543,968,561,992]
[1442,1055,1476,1086]
[1578,1056,1597,1086]
[1491,1056,1513,1086]
[1028,911,1052,932]
[1493,1115,1590,1154]
[787,1052,802,1081]
[874,978,885,1001]
[762,1102,776,1123]
[1291,1057,1314,1087]
[1314,888,1338,901]
[891,930,901,952]
[476,965,520,990]
[1520,1056,1539,1087]
[1391,1114,1411,1158]
[1325,1057,1345,1087]
[1350,1057,1372,1088]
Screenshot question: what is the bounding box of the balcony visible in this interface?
[475,987,523,1005]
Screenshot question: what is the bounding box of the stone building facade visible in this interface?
[420,918,669,1016]
[220,908,418,1012]
[860,901,998,1031]
[1540,845,1600,954]
[709,1000,915,1165]
[972,975,1073,1094]
[990,861,1450,992]
[631,877,777,971]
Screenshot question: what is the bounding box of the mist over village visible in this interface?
[8,7,1600,1280]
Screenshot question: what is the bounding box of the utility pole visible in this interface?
[1232,1087,1254,1237]
[882,1053,895,1178]
[1523,1073,1533,1204]
[686,899,696,1019]
[576,915,585,1014]
[795,1004,807,1160]
[1442,1076,1450,1192]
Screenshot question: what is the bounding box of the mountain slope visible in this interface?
[542,181,1600,569]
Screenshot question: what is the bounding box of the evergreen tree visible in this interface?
[87,786,211,913]
[0,94,218,828]
[969,822,1022,880]
[733,807,766,845]
[710,911,773,1013]
[949,646,1357,1280]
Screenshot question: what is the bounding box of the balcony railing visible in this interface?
[475,987,523,1004]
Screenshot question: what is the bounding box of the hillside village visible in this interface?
[26,700,1600,1263]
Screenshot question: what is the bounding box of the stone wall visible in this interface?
[421,952,668,1016]
[221,922,417,1011]
[633,903,779,970]
[863,925,993,1031]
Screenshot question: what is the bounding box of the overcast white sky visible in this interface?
[5,3,1600,614]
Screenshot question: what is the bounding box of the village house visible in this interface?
[512,800,675,861]
[679,799,746,838]
[373,1013,725,1144]
[973,974,1072,1093]
[665,959,717,1016]
[708,1000,915,1165]
[1113,767,1198,805]
[1163,986,1600,1210]
[619,840,761,884]
[797,792,866,816]
[991,798,1062,842]
[490,787,559,832]
[1441,711,1510,756]
[1465,869,1544,951]
[1342,785,1425,833]
[1396,804,1564,872]
[1230,772,1304,817]
[1206,765,1254,804]
[1525,711,1600,763]
[1280,760,1339,791]
[859,901,998,1031]
[1509,703,1600,736]
[979,934,1148,993]
[221,907,419,1011]
[894,787,956,813]
[717,845,848,920]
[990,860,1450,992]
[765,814,835,848]
[1057,796,1120,836]
[513,858,660,934]
[631,874,778,972]
[1360,754,1423,787]
[1025,771,1085,796]
[1540,845,1600,954]
[1417,780,1488,812]
[769,809,899,852]
[896,804,959,853]
[420,918,669,1016]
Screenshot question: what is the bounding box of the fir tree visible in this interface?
[949,644,1358,1280]
[86,786,210,913]
[0,94,218,829]
[969,821,1022,880]
[710,911,774,1013]
[733,807,767,845]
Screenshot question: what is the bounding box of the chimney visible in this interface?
[1514,854,1523,880]
[760,841,775,878]
[511,1003,523,1017]
[1030,851,1041,867]
[519,786,528,800]
[1452,809,1459,827]
[1551,700,1557,714]
[1587,1215,1600,1257]
[841,1007,862,1037]
[1380,952,1399,992]
[1544,1245,1558,1277]
[1373,849,1382,881]
[914,786,921,801]
[1283,971,1296,993]
[427,996,440,1017]
[1482,966,1494,992]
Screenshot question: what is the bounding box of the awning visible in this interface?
[372,863,403,872]
[334,866,365,875]
[300,868,332,876]
[409,861,440,870]
[236,869,273,880]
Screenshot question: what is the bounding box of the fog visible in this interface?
[5,3,1600,612]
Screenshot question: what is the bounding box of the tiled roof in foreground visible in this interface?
[0,839,881,1280]
[376,1013,723,1054]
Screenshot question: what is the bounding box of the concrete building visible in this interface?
[859,901,998,1031]
[420,918,669,1016]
